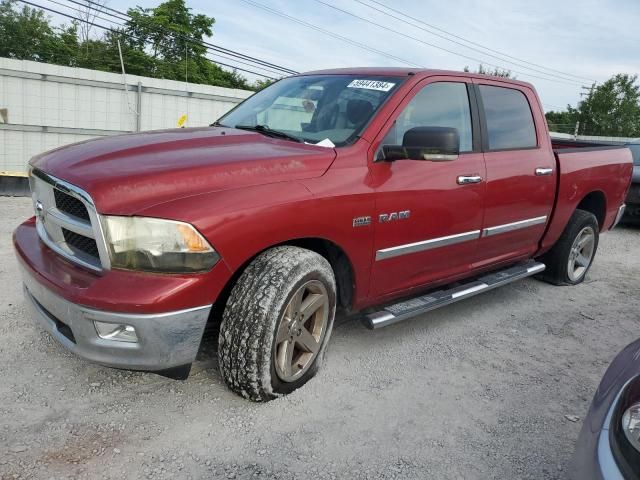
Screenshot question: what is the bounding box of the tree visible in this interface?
[254,78,276,91]
[123,0,249,88]
[545,109,578,133]
[464,64,514,78]
[0,0,59,61]
[0,0,254,90]
[576,74,640,137]
[126,0,212,63]
[75,0,108,46]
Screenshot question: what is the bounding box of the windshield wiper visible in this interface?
[233,124,303,143]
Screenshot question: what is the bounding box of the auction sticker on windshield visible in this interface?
[347,79,396,92]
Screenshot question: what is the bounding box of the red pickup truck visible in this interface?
[14,68,633,401]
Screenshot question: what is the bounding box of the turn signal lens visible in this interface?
[177,224,211,252]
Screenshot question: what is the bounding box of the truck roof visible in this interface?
[298,67,535,89]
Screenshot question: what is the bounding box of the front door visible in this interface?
[368,78,486,298]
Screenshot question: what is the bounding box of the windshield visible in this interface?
[629,144,640,165]
[216,75,403,146]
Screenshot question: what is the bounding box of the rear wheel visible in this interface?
[539,209,599,285]
[218,246,336,401]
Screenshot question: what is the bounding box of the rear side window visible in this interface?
[479,85,537,150]
[628,144,640,165]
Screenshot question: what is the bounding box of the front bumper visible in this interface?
[20,262,212,370]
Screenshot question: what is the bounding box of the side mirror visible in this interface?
[382,126,460,162]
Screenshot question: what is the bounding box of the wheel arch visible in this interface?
[280,238,356,312]
[576,190,607,230]
[209,237,356,328]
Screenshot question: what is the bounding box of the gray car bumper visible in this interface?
[21,264,212,371]
[593,387,626,480]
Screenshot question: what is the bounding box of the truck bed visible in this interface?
[539,141,633,253]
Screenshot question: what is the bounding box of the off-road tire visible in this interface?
[218,246,336,401]
[538,209,599,285]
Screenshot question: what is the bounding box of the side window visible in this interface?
[383,82,473,152]
[479,85,537,150]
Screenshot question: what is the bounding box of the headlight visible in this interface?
[101,216,219,273]
[610,375,640,478]
[622,402,640,451]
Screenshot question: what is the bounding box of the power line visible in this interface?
[16,0,280,79]
[76,0,298,75]
[350,0,594,84]
[54,0,288,77]
[360,0,597,84]
[237,0,423,68]
[68,0,129,22]
[311,0,584,86]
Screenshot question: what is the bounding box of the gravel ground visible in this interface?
[1,195,639,480]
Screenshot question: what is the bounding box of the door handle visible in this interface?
[535,167,553,176]
[457,175,483,185]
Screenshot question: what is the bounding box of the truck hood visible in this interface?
[31,127,336,214]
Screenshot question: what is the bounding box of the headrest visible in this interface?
[346,99,374,125]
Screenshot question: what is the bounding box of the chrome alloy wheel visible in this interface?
[274,280,329,383]
[567,226,596,282]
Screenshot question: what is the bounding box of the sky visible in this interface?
[104,0,640,111]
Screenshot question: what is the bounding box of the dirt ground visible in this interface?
[1,195,639,480]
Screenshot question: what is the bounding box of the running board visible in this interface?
[364,261,545,329]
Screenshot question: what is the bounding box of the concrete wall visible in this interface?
[0,57,253,176]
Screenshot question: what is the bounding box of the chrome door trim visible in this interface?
[481,216,548,237]
[375,230,481,261]
[535,167,553,176]
[374,215,549,261]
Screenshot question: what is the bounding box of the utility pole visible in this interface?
[579,82,596,136]
[573,121,580,140]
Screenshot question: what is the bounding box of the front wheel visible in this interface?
[539,209,599,285]
[218,246,336,401]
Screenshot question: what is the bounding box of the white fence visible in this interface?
[0,57,253,176]
[550,132,640,143]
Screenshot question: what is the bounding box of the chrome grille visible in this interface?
[30,169,110,272]
[62,228,100,257]
[54,189,90,221]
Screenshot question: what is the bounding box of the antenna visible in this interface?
[117,38,138,117]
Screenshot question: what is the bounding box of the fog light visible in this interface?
[622,402,640,452]
[94,321,138,343]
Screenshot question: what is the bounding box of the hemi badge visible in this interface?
[353,216,371,227]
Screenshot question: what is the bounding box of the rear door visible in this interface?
[368,77,486,298]
[473,80,556,268]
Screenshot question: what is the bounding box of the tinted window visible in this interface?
[383,82,473,152]
[479,85,537,150]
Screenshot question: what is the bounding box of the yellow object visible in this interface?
[0,171,29,177]
[177,114,187,128]
[177,224,211,252]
